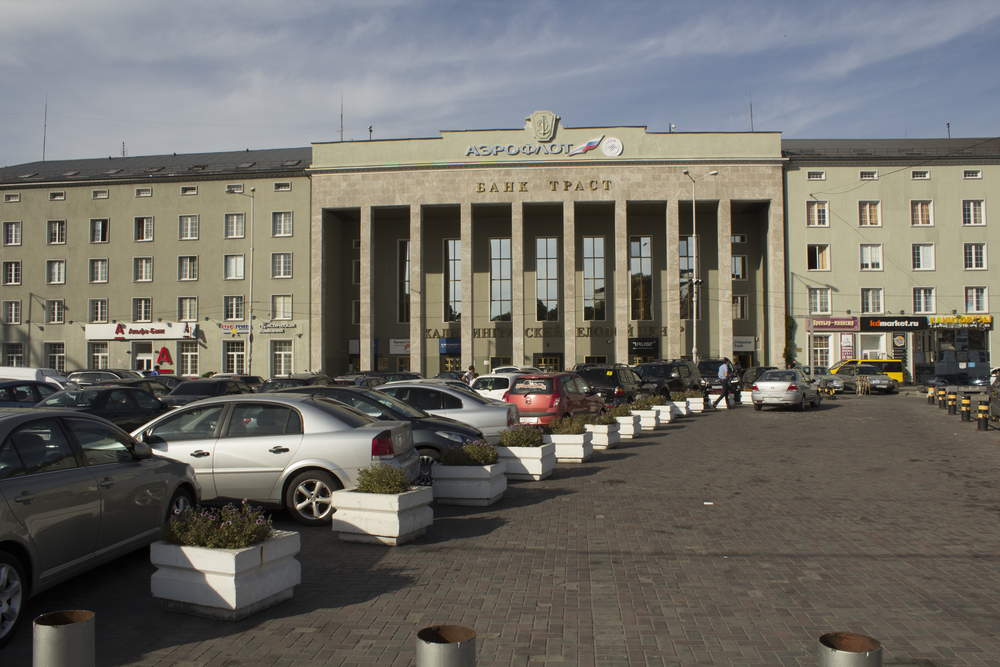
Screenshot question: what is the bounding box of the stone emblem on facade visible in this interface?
[527,110,559,142]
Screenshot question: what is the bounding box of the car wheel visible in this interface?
[0,551,26,649]
[285,470,341,526]
[753,403,762,411]
[798,395,806,411]
[416,449,440,486]
[811,394,822,407]
[166,487,194,522]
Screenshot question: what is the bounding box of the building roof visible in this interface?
[782,137,1000,160]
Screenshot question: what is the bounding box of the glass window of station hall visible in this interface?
[582,236,605,321]
[444,239,461,322]
[678,236,697,319]
[490,238,511,322]
[399,240,411,323]
[536,237,558,322]
[631,236,652,320]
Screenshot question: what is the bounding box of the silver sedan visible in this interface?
[750,369,822,411]
[378,382,519,443]
[131,394,419,526]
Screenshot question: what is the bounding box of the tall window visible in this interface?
[47,260,66,284]
[90,219,109,243]
[178,297,198,321]
[90,342,109,369]
[224,254,245,280]
[225,213,245,238]
[582,236,605,321]
[806,201,828,227]
[224,340,245,374]
[811,335,831,368]
[178,341,199,376]
[732,255,747,280]
[272,295,292,320]
[962,200,984,226]
[807,244,830,271]
[859,201,880,227]
[89,258,108,283]
[224,296,245,320]
[679,236,696,320]
[808,287,831,315]
[135,217,153,241]
[178,256,198,280]
[2,261,21,285]
[859,244,882,271]
[399,240,412,323]
[490,238,511,321]
[271,253,292,278]
[3,301,21,325]
[913,287,935,314]
[133,298,152,322]
[272,340,293,377]
[912,244,935,270]
[911,201,933,226]
[536,237,559,322]
[4,342,24,367]
[46,300,65,324]
[732,295,748,320]
[860,288,882,314]
[46,343,65,373]
[966,287,987,313]
[631,235,652,320]
[3,221,21,245]
[964,243,986,270]
[271,212,292,236]
[47,220,66,244]
[89,299,108,323]
[444,239,461,322]
[133,257,153,282]
[179,215,199,240]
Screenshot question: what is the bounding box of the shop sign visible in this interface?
[86,321,197,341]
[928,314,993,330]
[839,333,855,360]
[733,336,755,352]
[892,333,907,364]
[258,322,297,334]
[439,338,461,354]
[860,316,927,331]
[390,339,410,354]
[809,317,858,332]
[220,324,250,335]
[628,337,659,355]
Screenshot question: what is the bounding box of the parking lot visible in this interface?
[6,392,1000,666]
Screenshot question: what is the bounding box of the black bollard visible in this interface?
[978,401,990,431]
[961,395,971,422]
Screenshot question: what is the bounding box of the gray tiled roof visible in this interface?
[782,137,1000,160]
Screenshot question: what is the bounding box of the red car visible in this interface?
[504,372,605,426]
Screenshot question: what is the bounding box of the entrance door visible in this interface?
[630,355,654,365]
[133,342,153,371]
[533,355,563,372]
[441,355,462,373]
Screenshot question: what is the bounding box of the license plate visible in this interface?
[520,417,539,424]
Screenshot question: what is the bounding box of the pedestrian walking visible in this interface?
[712,358,732,409]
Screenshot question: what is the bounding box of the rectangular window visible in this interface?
[631,235,652,320]
[272,295,292,320]
[225,184,243,194]
[809,287,831,315]
[444,239,461,322]
[861,288,883,314]
[964,243,986,270]
[582,236,605,321]
[271,253,292,278]
[224,341,245,374]
[134,217,153,241]
[224,295,244,320]
[911,201,933,226]
[224,254,245,280]
[48,220,66,244]
[731,234,747,244]
[912,243,935,270]
[911,170,930,180]
[92,189,109,199]
[964,170,982,179]
[352,260,360,285]
[47,259,66,284]
[3,221,21,246]
[49,191,66,201]
[272,340,293,377]
[90,219,109,243]
[806,201,828,227]
[913,287,935,314]
[3,261,22,285]
[860,171,878,180]
[135,187,152,197]
[490,238,512,322]
[732,294,748,320]
[4,342,24,367]
[272,211,292,237]
[859,201,881,227]
[89,258,108,283]
[274,182,292,192]
[811,334,831,369]
[178,297,198,321]
[732,255,747,280]
[965,287,987,313]
[180,186,197,196]
[3,301,21,325]
[179,215,199,240]
[352,300,360,325]
[133,257,153,282]
[178,256,198,281]
[90,342,109,369]
[46,343,65,373]
[178,341,199,376]
[399,240,412,323]
[89,299,108,323]
[225,213,245,238]
[679,235,697,320]
[807,244,830,271]
[807,171,825,181]
[133,297,152,322]
[963,200,984,226]
[860,244,882,271]
[4,194,20,203]
[536,237,559,322]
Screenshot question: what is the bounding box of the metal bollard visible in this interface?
[927,389,935,405]
[818,632,882,666]
[416,625,476,667]
[938,387,947,409]
[33,610,96,667]
[978,401,990,431]
[947,390,957,415]
[961,395,971,422]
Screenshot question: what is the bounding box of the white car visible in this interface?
[378,382,519,443]
[470,373,526,401]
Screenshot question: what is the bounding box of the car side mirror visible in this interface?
[133,441,153,459]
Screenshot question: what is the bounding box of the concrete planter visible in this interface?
[632,409,660,430]
[330,486,434,546]
[613,415,639,440]
[432,462,507,506]
[150,530,301,621]
[587,422,621,448]
[667,400,689,417]
[651,404,673,424]
[741,390,753,404]
[688,397,706,413]
[496,443,556,481]
[543,432,594,463]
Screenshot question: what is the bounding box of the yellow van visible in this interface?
[829,359,905,383]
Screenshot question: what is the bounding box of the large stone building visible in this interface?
[1,113,995,381]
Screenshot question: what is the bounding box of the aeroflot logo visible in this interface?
[867,319,921,328]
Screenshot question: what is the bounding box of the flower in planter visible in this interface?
[161,499,273,550]
[355,463,412,494]
[440,440,500,466]
[497,423,544,447]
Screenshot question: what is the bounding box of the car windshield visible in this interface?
[635,364,668,378]
[366,391,425,418]
[510,378,554,395]
[170,382,219,395]
[698,361,723,375]
[308,397,377,426]
[856,366,882,376]
[40,389,100,407]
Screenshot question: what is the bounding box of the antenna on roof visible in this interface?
[340,94,344,142]
[122,142,127,158]
[749,92,753,133]
[42,95,48,161]
[947,122,951,139]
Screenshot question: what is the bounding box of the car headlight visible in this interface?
[436,430,471,443]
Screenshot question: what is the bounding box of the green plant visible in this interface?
[545,415,587,435]
[355,463,411,494]
[161,500,272,549]
[201,371,216,378]
[784,315,797,368]
[630,397,654,410]
[647,394,666,406]
[605,404,632,418]
[440,440,499,466]
[672,389,704,400]
[586,412,619,425]
[497,423,544,447]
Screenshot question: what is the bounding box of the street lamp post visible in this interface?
[227,186,255,375]
[682,169,718,363]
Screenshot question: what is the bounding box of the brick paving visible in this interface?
[6,393,1000,666]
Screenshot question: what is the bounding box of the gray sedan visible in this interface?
[834,364,899,394]
[378,382,519,443]
[0,409,199,648]
[750,369,822,411]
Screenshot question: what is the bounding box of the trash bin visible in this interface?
[817,632,882,667]
[33,610,96,667]
[416,624,476,667]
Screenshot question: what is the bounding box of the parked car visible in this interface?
[799,365,845,393]
[132,393,419,526]
[0,366,68,388]
[208,374,264,392]
[150,375,187,391]
[697,359,742,403]
[35,386,173,431]
[492,366,540,374]
[0,409,199,647]
[0,380,59,407]
[359,371,423,383]
[94,377,175,397]
[332,375,386,389]
[503,372,604,426]
[829,358,905,384]
[470,373,527,401]
[276,385,484,485]
[258,374,334,393]
[386,377,477,392]
[750,369,822,411]
[989,374,1000,421]
[434,371,466,381]
[834,364,899,394]
[160,378,255,407]
[378,382,519,443]
[575,365,654,407]
[65,369,141,387]
[921,373,987,392]
[634,360,703,396]
[738,366,779,391]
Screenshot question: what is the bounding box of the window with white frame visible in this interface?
[811,334,831,368]
[274,182,292,192]
[133,297,152,322]
[272,295,292,320]
[965,287,988,313]
[444,239,461,322]
[89,299,108,323]
[225,213,245,238]
[859,201,881,227]
[47,259,66,284]
[133,257,153,282]
[178,297,198,321]
[4,342,24,367]
[963,200,984,226]
[48,220,66,244]
[806,200,828,227]
[90,342,109,369]
[49,191,65,201]
[581,236,603,321]
[178,256,198,280]
[3,261,21,285]
[46,343,65,373]
[3,301,21,325]
[807,244,830,270]
[89,258,108,283]
[179,215,199,240]
[860,171,878,180]
[808,287,831,315]
[861,288,883,314]
[135,187,152,197]
[180,186,197,196]
[732,295,748,320]
[911,170,930,180]
[271,253,292,278]
[178,341,199,376]
[731,234,747,244]
[271,340,293,377]
[92,189,109,199]
[224,295,244,320]
[224,254,245,280]
[536,237,559,322]
[225,184,243,194]
[911,243,935,270]
[272,212,292,237]
[807,171,825,181]
[135,217,153,241]
[3,221,21,246]
[732,255,747,280]
[4,193,20,203]
[860,244,882,271]
[90,219,109,243]
[964,170,982,179]
[911,200,933,226]
[224,340,245,374]
[964,243,986,270]
[913,287,935,314]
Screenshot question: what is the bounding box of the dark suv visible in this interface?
[634,360,703,397]
[575,365,654,408]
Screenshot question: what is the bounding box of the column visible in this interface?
[614,199,629,364]
[359,206,373,372]
[717,199,733,358]
[309,208,324,372]
[512,203,524,364]
[767,197,786,365]
[563,202,577,366]
[666,200,681,360]
[409,204,423,376]
[460,203,473,370]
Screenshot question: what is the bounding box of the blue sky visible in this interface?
[2,0,999,166]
